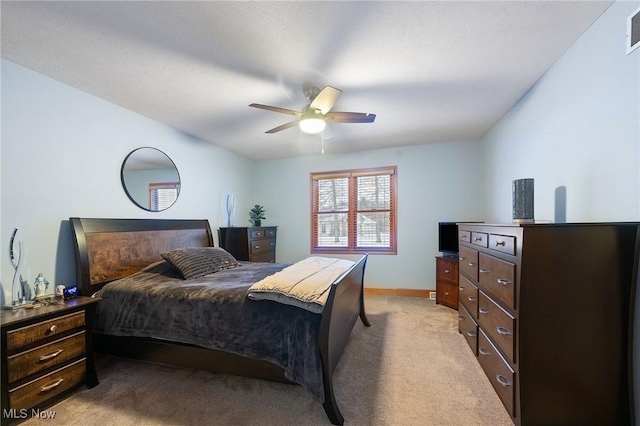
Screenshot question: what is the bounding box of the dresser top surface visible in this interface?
[1,296,99,328]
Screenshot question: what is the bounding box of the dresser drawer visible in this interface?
[7,312,85,351]
[458,274,478,319]
[264,228,276,238]
[250,238,276,254]
[471,231,488,248]
[459,245,479,281]
[7,332,86,383]
[489,233,516,256]
[8,358,86,410]
[478,291,516,363]
[478,253,516,310]
[477,329,515,417]
[458,304,478,355]
[459,230,471,244]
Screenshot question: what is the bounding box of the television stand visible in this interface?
[435,256,459,309]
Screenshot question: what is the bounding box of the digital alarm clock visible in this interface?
[63,285,79,300]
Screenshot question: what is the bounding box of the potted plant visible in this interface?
[249,205,266,227]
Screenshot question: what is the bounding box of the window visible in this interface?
[149,182,179,211]
[311,166,397,254]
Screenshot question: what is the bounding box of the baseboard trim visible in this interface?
[364,287,434,299]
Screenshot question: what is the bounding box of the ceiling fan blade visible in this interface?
[265,120,300,134]
[310,86,342,115]
[325,111,376,123]
[249,103,301,117]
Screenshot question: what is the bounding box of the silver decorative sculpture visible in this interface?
[9,229,30,306]
[226,193,236,227]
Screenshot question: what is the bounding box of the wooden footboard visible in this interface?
[319,254,370,425]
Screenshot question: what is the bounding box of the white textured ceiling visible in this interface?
[1,1,612,160]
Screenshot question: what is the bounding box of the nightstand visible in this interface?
[435,256,459,310]
[1,297,100,423]
[218,226,278,262]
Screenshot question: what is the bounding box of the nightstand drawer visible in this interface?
[250,230,265,238]
[251,252,275,263]
[436,259,458,284]
[8,358,86,410]
[250,238,275,254]
[7,311,85,351]
[7,332,86,383]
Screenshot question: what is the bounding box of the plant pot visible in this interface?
[254,220,261,227]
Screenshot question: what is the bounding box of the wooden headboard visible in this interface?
[70,217,213,296]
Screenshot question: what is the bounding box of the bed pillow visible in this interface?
[161,247,239,279]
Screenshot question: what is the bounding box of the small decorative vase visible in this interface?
[512,178,534,223]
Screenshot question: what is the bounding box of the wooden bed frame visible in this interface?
[69,217,370,425]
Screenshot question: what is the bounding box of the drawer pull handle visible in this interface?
[39,349,64,361]
[494,240,506,247]
[255,245,260,249]
[459,287,464,291]
[473,237,482,241]
[496,326,512,336]
[444,269,449,273]
[479,308,489,314]
[479,347,490,356]
[48,325,58,334]
[467,297,476,302]
[496,374,512,387]
[444,292,449,296]
[459,256,465,261]
[40,378,64,393]
[461,235,468,240]
[270,243,275,246]
[466,331,476,337]
[467,262,476,267]
[496,279,512,286]
[458,316,464,321]
[479,269,490,274]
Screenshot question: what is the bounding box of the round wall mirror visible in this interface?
[121,147,181,212]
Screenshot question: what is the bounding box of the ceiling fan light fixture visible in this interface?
[299,118,326,134]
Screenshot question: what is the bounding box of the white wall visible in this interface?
[482,0,640,223]
[0,59,255,304]
[253,140,485,290]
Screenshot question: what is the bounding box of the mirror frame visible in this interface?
[120,147,181,212]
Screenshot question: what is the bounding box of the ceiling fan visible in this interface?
[249,85,376,134]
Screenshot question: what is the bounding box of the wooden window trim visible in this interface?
[310,166,397,255]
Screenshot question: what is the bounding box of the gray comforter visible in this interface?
[92,260,325,402]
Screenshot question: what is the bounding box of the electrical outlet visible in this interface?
[429,292,436,301]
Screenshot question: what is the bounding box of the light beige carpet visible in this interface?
[24,296,513,425]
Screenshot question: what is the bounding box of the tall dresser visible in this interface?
[457,222,638,425]
[218,226,277,262]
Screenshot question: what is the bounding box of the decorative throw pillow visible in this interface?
[161,247,239,279]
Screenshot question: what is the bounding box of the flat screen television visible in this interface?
[438,221,483,257]
[438,222,460,257]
